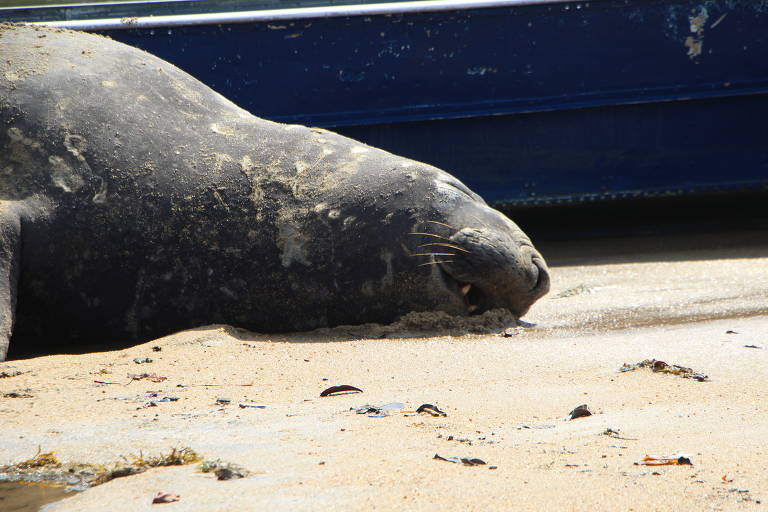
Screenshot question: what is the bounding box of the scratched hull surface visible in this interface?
[4,0,768,203]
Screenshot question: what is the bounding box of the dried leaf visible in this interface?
[416,403,447,417]
[433,454,486,466]
[601,428,637,440]
[320,385,363,397]
[353,405,388,417]
[634,455,693,466]
[566,404,592,420]
[128,373,167,383]
[152,492,180,504]
[3,391,33,398]
[214,468,236,480]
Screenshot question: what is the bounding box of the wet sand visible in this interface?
[1,231,766,511]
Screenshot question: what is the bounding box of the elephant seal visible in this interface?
[0,24,549,360]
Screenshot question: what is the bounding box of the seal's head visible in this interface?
[407,175,550,319]
[318,148,550,324]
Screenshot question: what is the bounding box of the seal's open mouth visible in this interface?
[436,255,550,316]
[436,264,488,315]
[461,282,486,314]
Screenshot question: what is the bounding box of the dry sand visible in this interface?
[1,231,766,511]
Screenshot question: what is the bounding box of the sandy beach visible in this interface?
[1,230,766,511]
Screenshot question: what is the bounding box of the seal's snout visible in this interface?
[435,226,549,318]
[529,254,551,296]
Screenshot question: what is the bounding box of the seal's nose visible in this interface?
[530,255,550,297]
[434,226,550,318]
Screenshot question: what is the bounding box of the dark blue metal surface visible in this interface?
[3,0,767,204]
[102,1,768,127]
[338,93,768,205]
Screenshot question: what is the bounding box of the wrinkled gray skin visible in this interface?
[0,24,549,360]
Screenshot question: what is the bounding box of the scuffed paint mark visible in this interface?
[684,36,703,57]
[685,6,708,59]
[377,42,411,58]
[689,7,708,33]
[710,13,727,29]
[338,69,366,82]
[466,66,498,76]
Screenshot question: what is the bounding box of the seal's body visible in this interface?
[0,24,549,360]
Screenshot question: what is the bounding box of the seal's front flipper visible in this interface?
[0,202,21,361]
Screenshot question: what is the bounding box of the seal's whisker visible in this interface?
[417,260,454,267]
[409,252,457,257]
[408,232,454,242]
[418,242,471,254]
[424,220,458,231]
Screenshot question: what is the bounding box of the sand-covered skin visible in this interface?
[1,232,766,511]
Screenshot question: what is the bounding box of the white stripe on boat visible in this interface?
[27,0,581,30]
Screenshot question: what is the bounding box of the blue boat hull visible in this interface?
[4,0,767,204]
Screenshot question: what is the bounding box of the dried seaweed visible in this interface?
[198,460,249,480]
[619,359,708,381]
[433,454,486,466]
[0,447,202,489]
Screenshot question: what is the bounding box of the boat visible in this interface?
[3,0,767,206]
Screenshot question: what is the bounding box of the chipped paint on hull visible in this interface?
[685,6,709,59]
[2,0,767,206]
